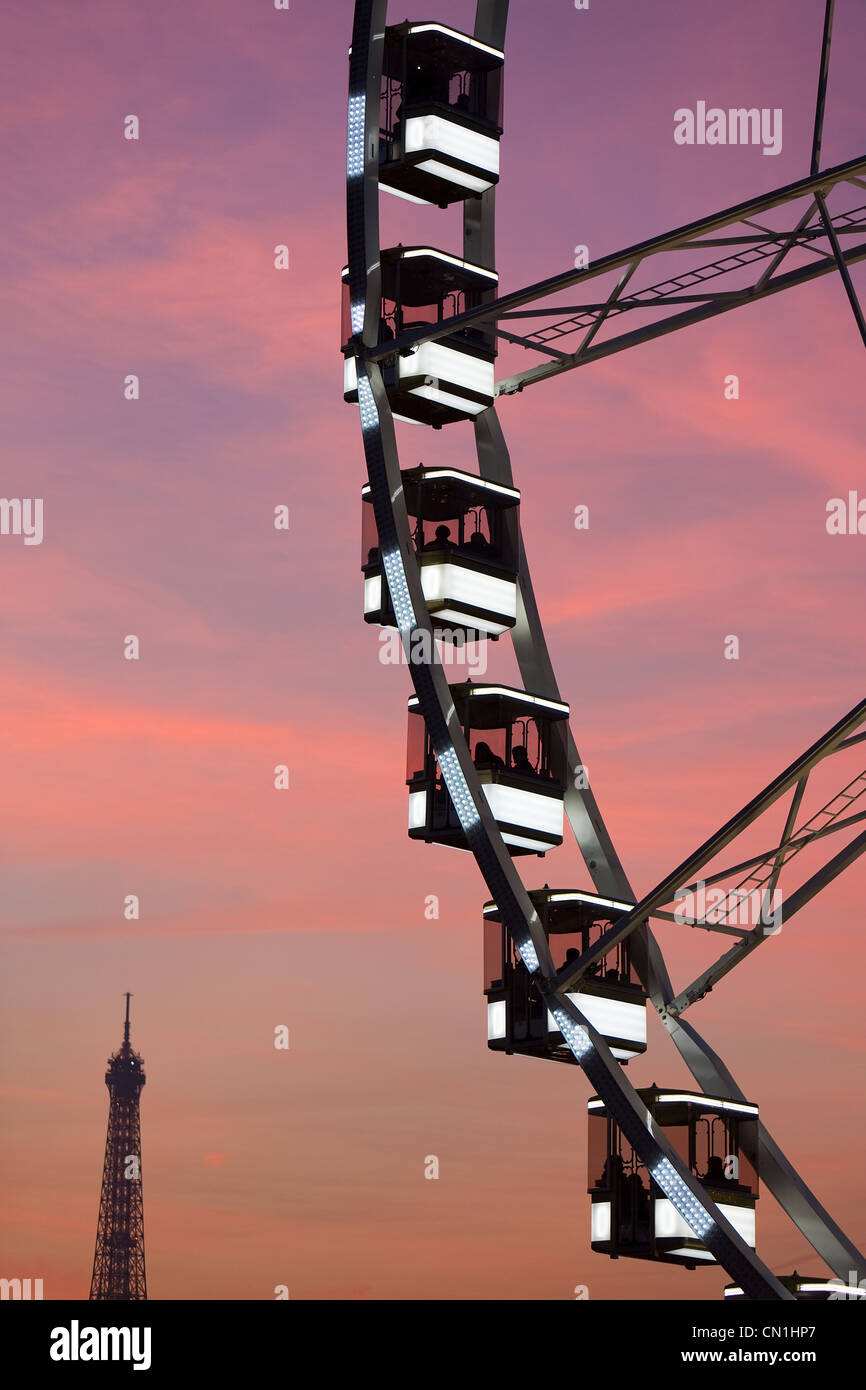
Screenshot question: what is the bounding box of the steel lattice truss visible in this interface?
[346,0,865,1300]
[556,699,866,1014]
[368,156,866,391]
[89,998,147,1301]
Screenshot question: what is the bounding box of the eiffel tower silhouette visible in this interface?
[89,994,147,1300]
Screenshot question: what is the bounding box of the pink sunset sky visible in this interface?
[1,0,864,1300]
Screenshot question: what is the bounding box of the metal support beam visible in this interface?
[495,327,570,358]
[816,191,866,348]
[811,0,836,176]
[365,157,866,363]
[496,236,866,393]
[668,827,866,1016]
[555,699,866,994]
[669,805,866,899]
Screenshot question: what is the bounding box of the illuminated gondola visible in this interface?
[588,1088,759,1268]
[343,246,497,425]
[362,465,519,637]
[378,21,504,207]
[484,887,647,1060]
[407,683,568,855]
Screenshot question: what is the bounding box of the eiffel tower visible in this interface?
[89,994,147,1300]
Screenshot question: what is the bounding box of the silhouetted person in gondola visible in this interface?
[474,740,504,771]
[599,1151,625,1189]
[511,744,535,776]
[704,1154,727,1185]
[466,528,490,554]
[426,524,455,550]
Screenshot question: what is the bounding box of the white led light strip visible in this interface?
[654,1094,759,1116]
[402,247,499,280]
[362,470,519,501]
[346,93,365,180]
[552,1007,593,1060]
[406,22,504,61]
[468,685,569,715]
[548,891,635,913]
[650,1156,715,1242]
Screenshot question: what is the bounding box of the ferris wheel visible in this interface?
[344,0,866,1300]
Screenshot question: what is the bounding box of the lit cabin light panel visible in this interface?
[799,1283,866,1297]
[655,1198,755,1256]
[381,184,434,205]
[591,1201,612,1243]
[548,890,635,914]
[401,248,499,281]
[406,22,504,61]
[409,384,488,415]
[408,789,427,829]
[487,1000,507,1040]
[547,993,646,1055]
[346,348,495,413]
[500,830,554,852]
[409,342,494,397]
[366,582,513,638]
[429,608,509,636]
[654,1094,758,1117]
[404,115,500,178]
[408,782,561,846]
[414,159,493,195]
[726,1279,865,1298]
[364,574,382,614]
[482,783,563,841]
[469,687,569,715]
[360,470,515,500]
